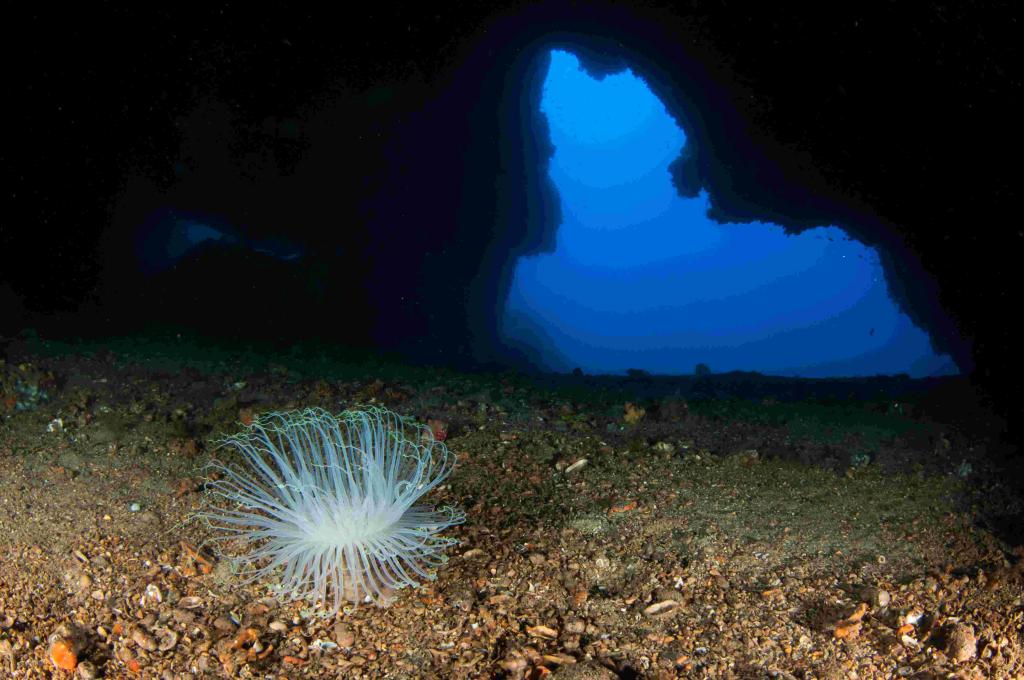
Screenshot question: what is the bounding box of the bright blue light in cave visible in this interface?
[502,49,956,377]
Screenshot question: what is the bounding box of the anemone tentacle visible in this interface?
[200,406,464,611]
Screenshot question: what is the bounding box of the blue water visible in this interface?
[502,50,956,378]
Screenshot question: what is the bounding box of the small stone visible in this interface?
[314,639,338,652]
[658,640,691,669]
[643,600,680,617]
[132,628,158,652]
[447,585,475,611]
[945,623,976,663]
[76,660,99,679]
[171,609,196,625]
[213,616,237,632]
[177,596,203,609]
[902,609,924,626]
[549,661,617,679]
[861,586,891,608]
[333,622,355,648]
[526,625,559,640]
[501,652,529,673]
[563,459,589,474]
[834,619,862,639]
[653,587,684,603]
[156,628,179,651]
[144,583,162,603]
[269,620,288,633]
[564,619,586,634]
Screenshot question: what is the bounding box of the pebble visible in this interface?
[501,652,529,673]
[144,583,162,603]
[543,652,577,665]
[313,639,338,652]
[643,600,680,617]
[563,458,589,474]
[445,584,475,613]
[526,625,559,640]
[550,661,617,679]
[177,596,203,609]
[171,609,196,625]
[269,620,288,633]
[75,660,99,679]
[902,609,924,626]
[132,628,158,652]
[653,587,684,603]
[213,616,237,632]
[945,623,977,663]
[861,586,891,608]
[156,628,179,651]
[333,622,355,648]
[564,619,586,634]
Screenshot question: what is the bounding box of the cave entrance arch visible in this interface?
[500,49,955,378]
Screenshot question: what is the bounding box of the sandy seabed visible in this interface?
[1,345,1021,679]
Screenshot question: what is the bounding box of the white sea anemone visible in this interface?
[200,406,464,611]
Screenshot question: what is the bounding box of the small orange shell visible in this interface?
[846,602,868,623]
[50,638,78,670]
[833,620,861,639]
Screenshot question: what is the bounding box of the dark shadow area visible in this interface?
[4,3,1018,443]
